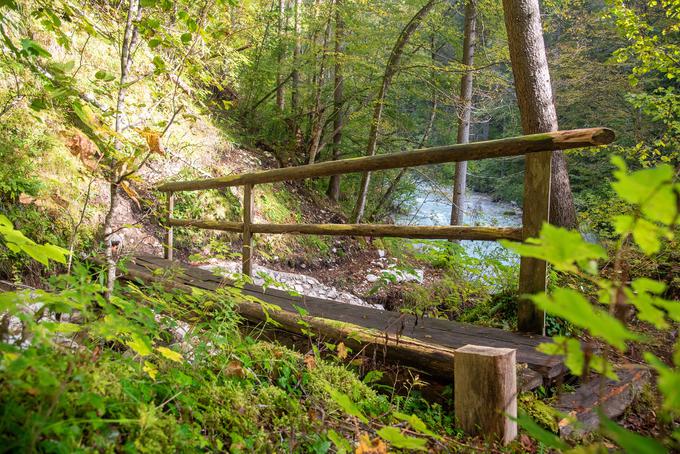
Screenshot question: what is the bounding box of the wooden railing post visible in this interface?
[517,152,551,334]
[242,184,254,277]
[164,192,174,261]
[454,344,517,445]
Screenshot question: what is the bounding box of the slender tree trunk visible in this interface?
[291,0,302,114]
[327,0,344,201]
[104,0,140,300]
[307,14,332,164]
[352,0,437,223]
[368,93,437,221]
[276,0,286,111]
[450,0,477,226]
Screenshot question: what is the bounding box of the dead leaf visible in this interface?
[120,181,141,209]
[337,342,348,360]
[19,193,35,204]
[225,360,246,378]
[63,129,100,170]
[519,434,535,453]
[303,354,316,370]
[139,128,165,155]
[355,433,387,454]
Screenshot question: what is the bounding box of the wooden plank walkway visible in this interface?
[121,254,565,383]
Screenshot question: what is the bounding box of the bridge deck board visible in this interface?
[124,255,565,380]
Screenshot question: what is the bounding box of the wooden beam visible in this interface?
[252,223,522,241]
[518,151,551,334]
[157,128,614,192]
[242,184,254,277]
[164,192,175,260]
[454,345,517,445]
[164,219,522,241]
[167,218,244,232]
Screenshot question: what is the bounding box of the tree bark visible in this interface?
[307,13,332,164]
[502,1,576,229]
[327,0,344,201]
[450,0,477,226]
[276,0,286,111]
[503,0,562,333]
[351,0,437,223]
[104,0,140,300]
[291,0,302,115]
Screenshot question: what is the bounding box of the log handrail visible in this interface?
[157,127,615,334]
[157,128,614,192]
[167,219,523,241]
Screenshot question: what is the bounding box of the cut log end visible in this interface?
[592,127,616,145]
[454,344,518,445]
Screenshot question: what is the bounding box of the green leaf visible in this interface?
[181,32,192,44]
[143,361,158,381]
[376,426,427,451]
[20,38,51,58]
[501,224,607,272]
[539,337,617,379]
[152,55,166,72]
[645,353,680,414]
[156,346,183,362]
[392,412,441,439]
[327,388,368,423]
[531,288,640,350]
[632,218,662,254]
[326,429,351,454]
[94,70,116,82]
[514,412,569,450]
[126,333,153,357]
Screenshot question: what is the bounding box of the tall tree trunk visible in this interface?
[549,151,577,227]
[327,0,344,201]
[276,0,286,111]
[503,3,576,229]
[104,0,140,300]
[503,0,573,334]
[351,0,437,223]
[450,0,477,226]
[291,0,302,115]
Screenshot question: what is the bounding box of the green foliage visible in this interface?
[0,107,48,201]
[505,159,679,450]
[0,214,67,266]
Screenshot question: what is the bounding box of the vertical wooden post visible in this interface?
[454,345,517,445]
[518,153,550,334]
[164,192,174,261]
[242,184,254,277]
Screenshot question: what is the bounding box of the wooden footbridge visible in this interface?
[123,127,614,381]
[122,128,613,398]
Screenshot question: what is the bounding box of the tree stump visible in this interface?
[454,345,517,445]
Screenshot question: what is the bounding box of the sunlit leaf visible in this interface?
[531,288,640,350]
[143,361,158,381]
[376,426,427,451]
[501,223,606,272]
[156,346,183,362]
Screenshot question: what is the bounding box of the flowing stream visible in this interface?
[394,180,522,262]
